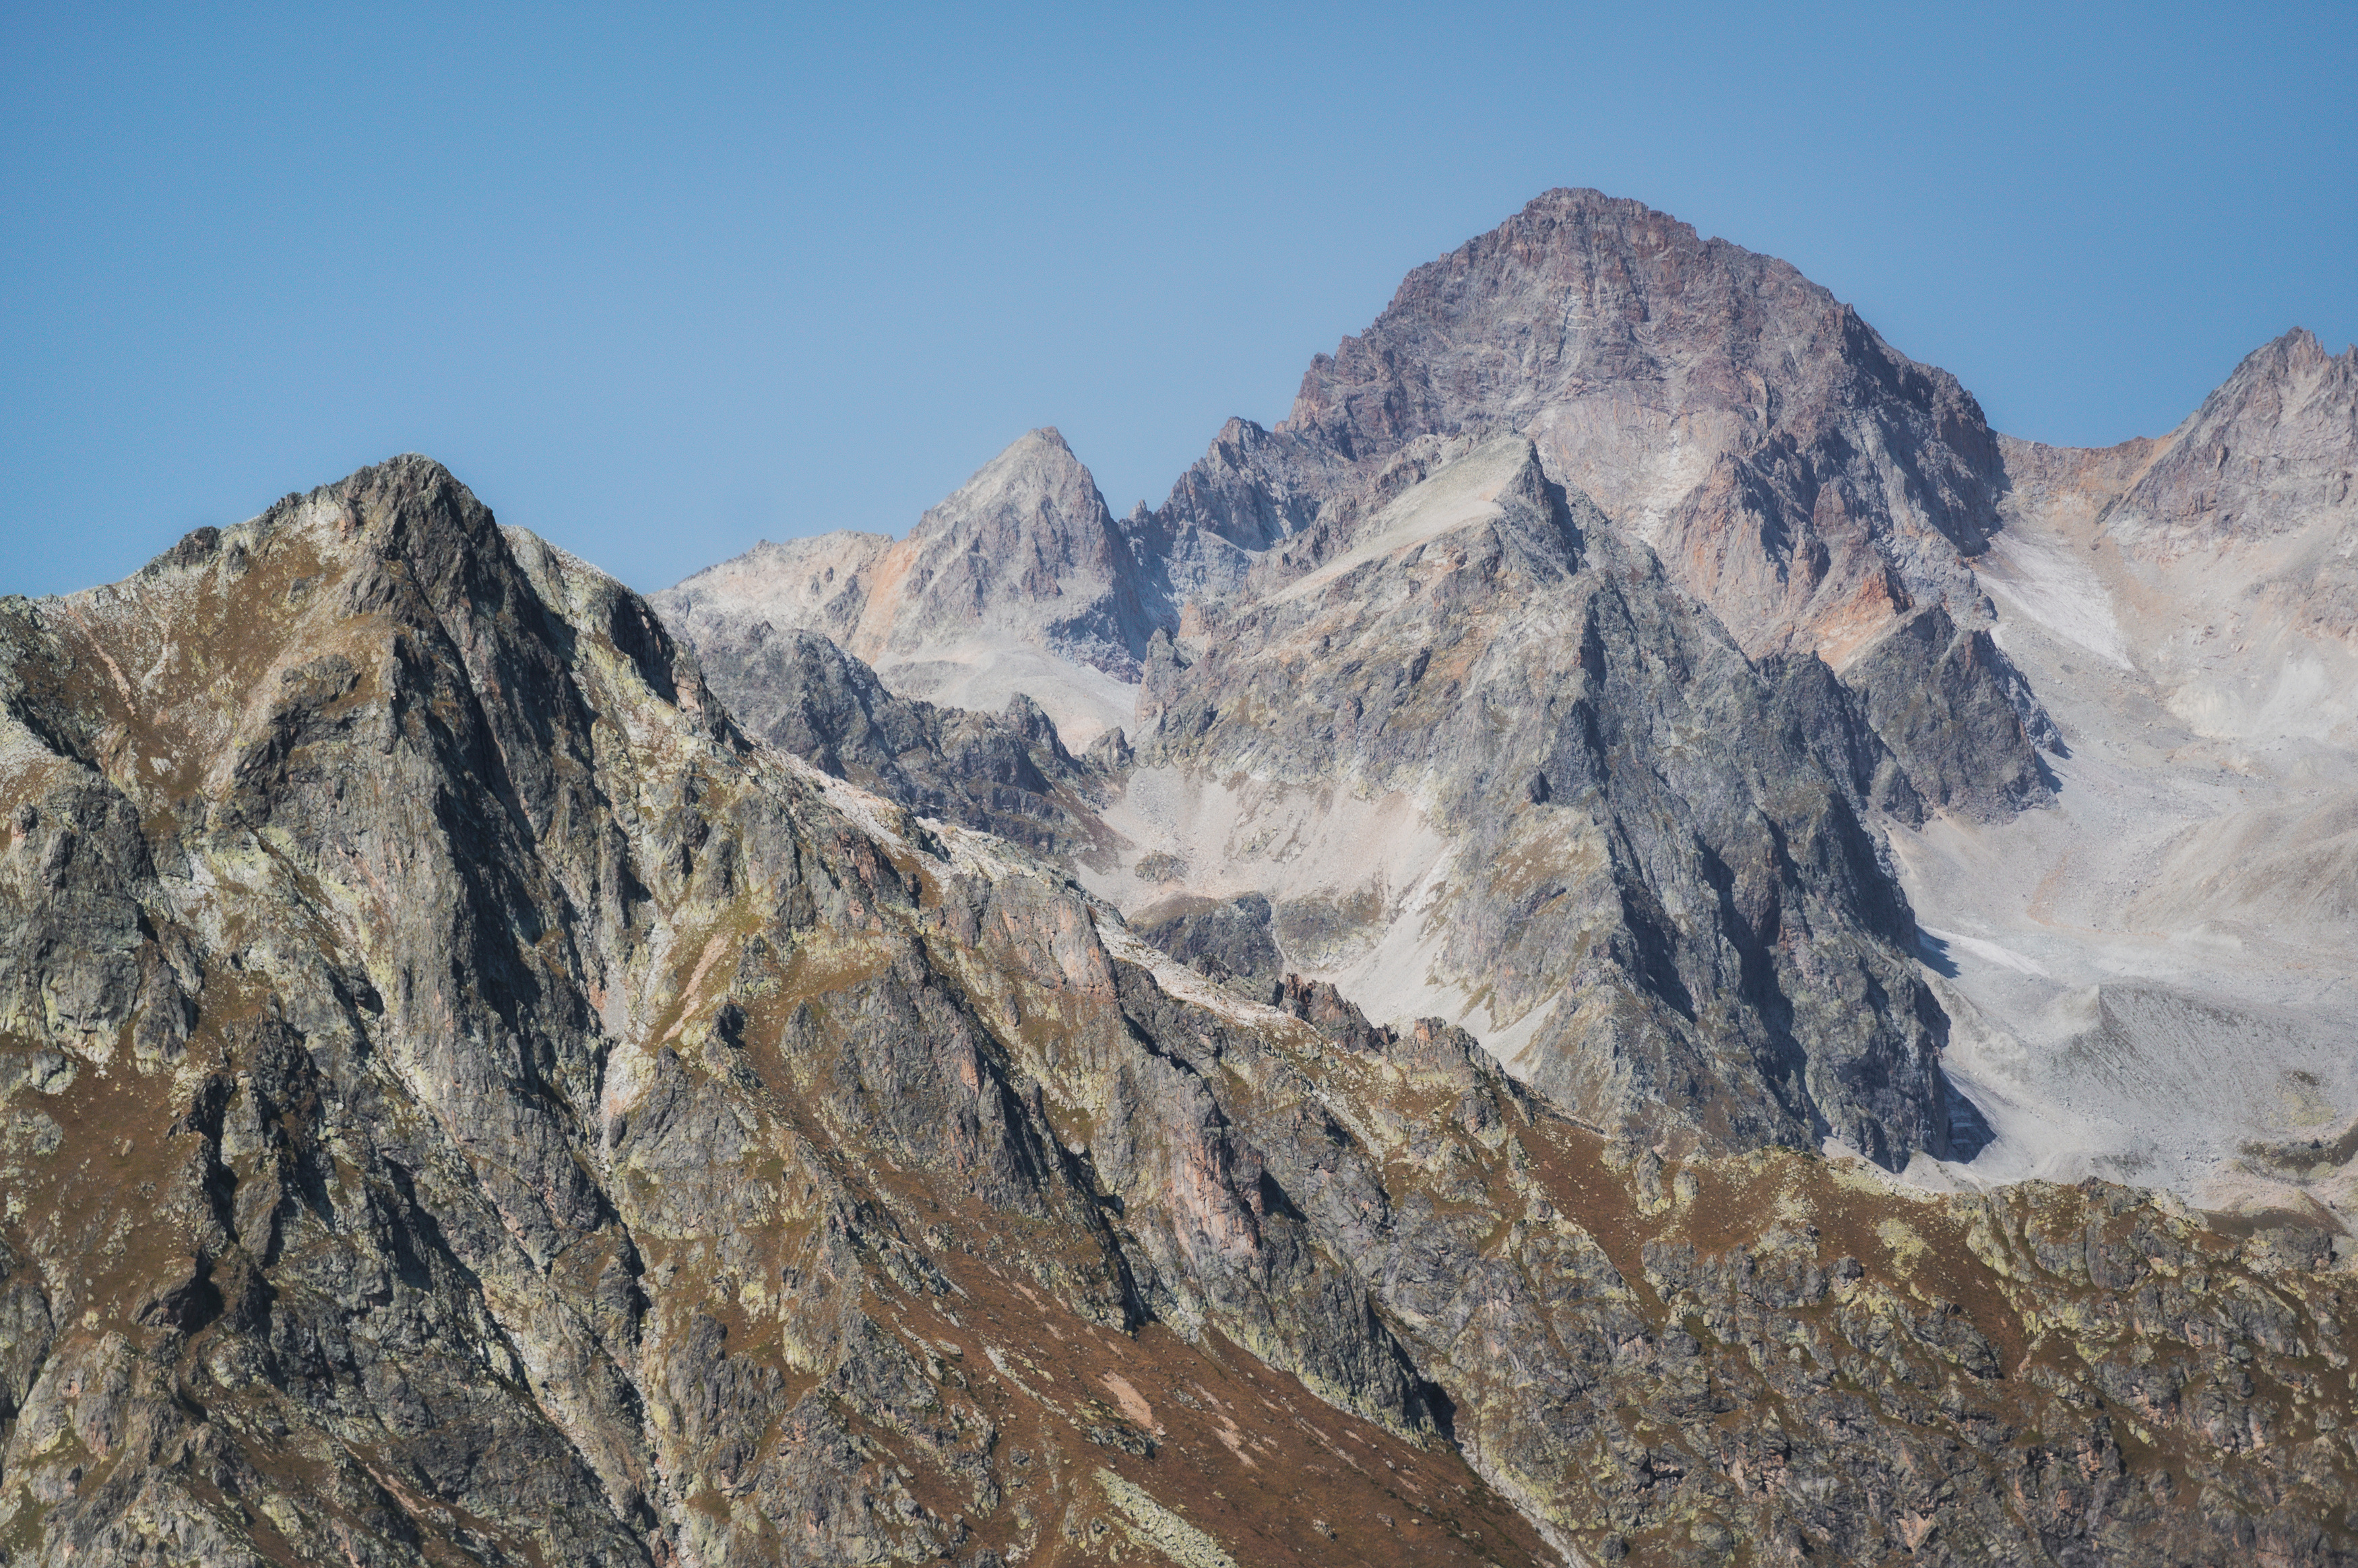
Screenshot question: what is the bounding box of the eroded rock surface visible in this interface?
[1121,436,1954,1168]
[0,454,2353,1565]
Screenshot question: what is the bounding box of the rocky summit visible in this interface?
[3,191,2357,1567]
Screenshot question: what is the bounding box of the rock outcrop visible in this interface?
[2099,327,2357,550]
[1273,192,2002,654]
[0,454,2352,1565]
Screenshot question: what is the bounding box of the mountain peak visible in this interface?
[2256,323,2355,373]
[2098,317,2358,552]
[921,426,1105,533]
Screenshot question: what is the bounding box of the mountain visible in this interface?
[672,620,1123,857]
[658,193,2086,1174]
[1894,327,2358,1208]
[662,194,2358,1231]
[1139,189,2053,817]
[673,192,2056,819]
[1271,191,2002,651]
[4,457,2354,1565]
[1124,434,1956,1168]
[655,428,1152,748]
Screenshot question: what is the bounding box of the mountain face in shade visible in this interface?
[3,456,2353,1567]
[678,618,1122,856]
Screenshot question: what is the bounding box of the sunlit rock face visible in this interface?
[655,427,1153,749]
[8,184,2357,1565]
[669,191,2059,820]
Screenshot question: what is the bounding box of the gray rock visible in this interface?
[678,618,1113,855]
[0,452,2347,1565]
[1135,436,1955,1169]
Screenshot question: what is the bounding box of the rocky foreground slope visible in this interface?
[3,458,2354,1565]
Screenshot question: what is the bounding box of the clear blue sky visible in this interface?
[5,2,2352,599]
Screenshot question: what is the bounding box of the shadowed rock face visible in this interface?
[0,455,2353,1565]
[674,619,1117,855]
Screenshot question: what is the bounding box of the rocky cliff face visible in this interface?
[1126,436,1953,1169]
[2100,328,2357,548]
[0,455,2353,1566]
[2090,327,2358,667]
[653,195,2078,1179]
[1991,327,2357,685]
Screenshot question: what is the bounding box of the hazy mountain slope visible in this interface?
[655,428,1148,746]
[1880,331,2358,1215]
